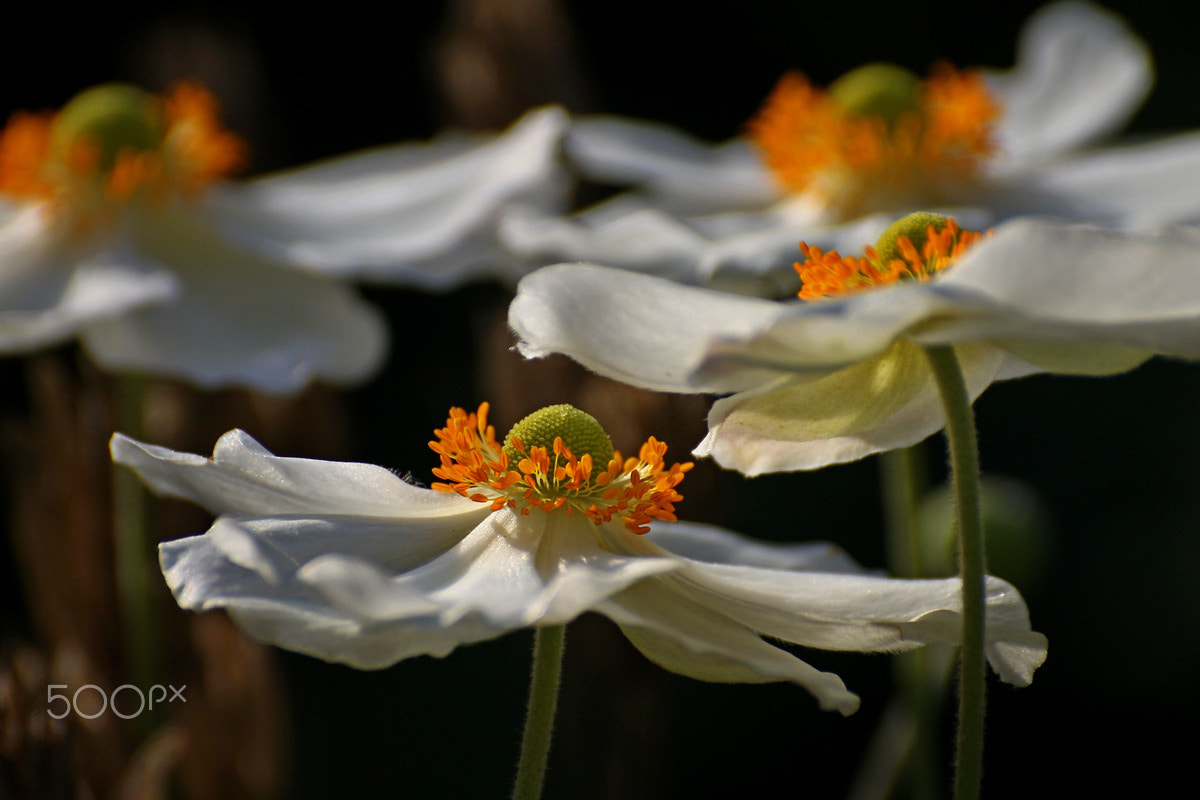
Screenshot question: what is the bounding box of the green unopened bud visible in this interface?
[50,83,164,172]
[503,404,615,479]
[915,474,1054,591]
[828,63,922,126]
[873,211,948,264]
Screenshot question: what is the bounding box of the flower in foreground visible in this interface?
[111,403,1047,714]
[510,212,1200,474]
[500,2,1200,289]
[0,82,568,391]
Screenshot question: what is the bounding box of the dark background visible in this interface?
[3,1,1200,798]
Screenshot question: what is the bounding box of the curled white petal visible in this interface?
[81,207,386,393]
[110,429,481,520]
[0,207,177,352]
[511,262,788,392]
[988,1,1152,164]
[644,520,863,573]
[210,106,571,290]
[565,115,778,214]
[697,342,1008,474]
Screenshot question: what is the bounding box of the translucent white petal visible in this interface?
[931,219,1200,362]
[642,520,864,574]
[160,520,472,669]
[511,263,789,392]
[317,511,678,629]
[696,342,1006,473]
[81,207,387,393]
[692,282,985,377]
[991,131,1200,227]
[499,196,894,293]
[564,115,778,214]
[598,581,861,713]
[111,430,483,521]
[591,525,1045,713]
[0,207,176,351]
[499,203,712,284]
[209,106,571,290]
[160,510,680,669]
[663,560,1047,686]
[988,1,1152,164]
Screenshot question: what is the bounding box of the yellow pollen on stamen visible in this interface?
[0,81,246,219]
[795,212,988,301]
[746,62,1000,216]
[429,403,693,536]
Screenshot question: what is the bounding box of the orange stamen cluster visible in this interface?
[0,81,245,208]
[0,111,54,198]
[796,217,986,301]
[429,403,693,536]
[747,65,999,214]
[161,82,247,194]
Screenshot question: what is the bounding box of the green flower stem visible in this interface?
[512,624,566,800]
[847,445,946,800]
[881,445,926,580]
[923,346,987,800]
[848,445,943,800]
[111,375,158,703]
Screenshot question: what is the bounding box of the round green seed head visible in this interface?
[503,404,615,479]
[916,474,1054,590]
[50,83,165,172]
[828,63,922,126]
[873,211,949,264]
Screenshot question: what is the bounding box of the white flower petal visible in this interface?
[594,538,1046,714]
[991,132,1200,227]
[161,520,464,669]
[988,1,1152,164]
[643,520,864,573]
[564,115,779,214]
[499,197,898,293]
[210,106,571,290]
[511,263,789,392]
[598,581,862,714]
[81,207,387,393]
[696,342,1007,473]
[0,207,176,351]
[694,282,982,377]
[931,219,1200,363]
[161,508,681,669]
[111,430,482,521]
[325,511,679,629]
[665,560,1047,686]
[161,518,293,603]
[500,204,712,284]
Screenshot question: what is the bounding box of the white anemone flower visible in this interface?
[510,213,1200,474]
[110,402,1047,715]
[0,82,568,392]
[500,2,1200,290]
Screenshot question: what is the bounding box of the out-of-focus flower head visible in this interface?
[0,81,386,393]
[500,2,1200,292]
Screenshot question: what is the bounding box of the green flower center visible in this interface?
[828,63,922,126]
[873,211,950,264]
[50,83,165,173]
[503,404,615,480]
